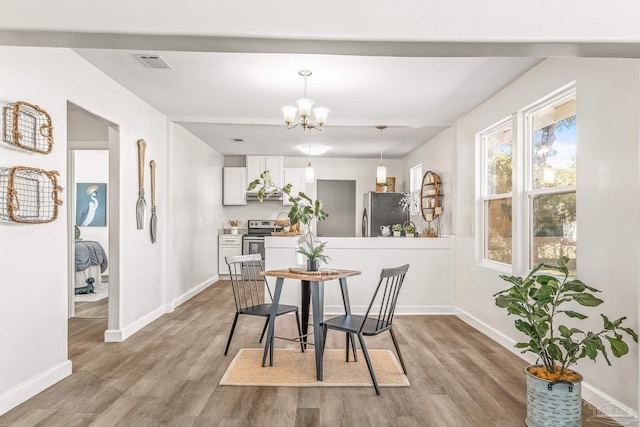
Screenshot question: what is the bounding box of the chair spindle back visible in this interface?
[361,264,409,333]
[225,254,272,311]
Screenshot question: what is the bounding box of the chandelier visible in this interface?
[281,70,329,131]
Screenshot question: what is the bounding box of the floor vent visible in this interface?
[133,54,172,69]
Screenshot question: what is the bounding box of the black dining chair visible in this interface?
[322,264,409,395]
[224,253,303,356]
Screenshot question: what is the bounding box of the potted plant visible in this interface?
[296,240,331,271]
[494,256,637,427]
[248,171,329,268]
[247,171,328,227]
[391,223,403,237]
[404,224,415,237]
[228,219,240,234]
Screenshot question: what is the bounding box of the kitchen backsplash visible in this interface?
[223,202,288,230]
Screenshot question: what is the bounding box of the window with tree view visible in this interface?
[527,90,576,275]
[481,121,513,265]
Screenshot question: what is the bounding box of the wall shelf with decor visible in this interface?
[420,171,442,237]
[2,101,54,154]
[0,166,63,224]
[375,176,396,192]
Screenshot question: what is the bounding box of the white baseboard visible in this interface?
[104,305,166,343]
[104,329,123,342]
[105,275,219,342]
[167,275,218,313]
[454,306,537,364]
[0,360,72,416]
[454,307,638,423]
[581,383,639,424]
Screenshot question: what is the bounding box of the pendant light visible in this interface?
[305,142,315,183]
[305,162,315,183]
[376,125,387,184]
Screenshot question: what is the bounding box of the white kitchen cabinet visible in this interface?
[283,168,306,205]
[223,167,247,205]
[218,235,243,275]
[246,155,284,191]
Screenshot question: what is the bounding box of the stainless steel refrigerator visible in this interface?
[362,192,409,237]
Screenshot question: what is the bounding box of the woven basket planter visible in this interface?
[525,365,583,427]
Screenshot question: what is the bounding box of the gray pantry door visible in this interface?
[316,179,356,237]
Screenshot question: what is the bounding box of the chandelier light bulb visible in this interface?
[282,106,297,124]
[313,107,330,126]
[296,98,314,117]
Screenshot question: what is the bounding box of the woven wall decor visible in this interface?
[2,101,54,154]
[0,166,63,224]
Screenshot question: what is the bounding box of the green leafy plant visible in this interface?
[296,240,331,263]
[404,224,415,235]
[248,170,330,264]
[494,256,637,377]
[247,171,328,226]
[391,224,403,232]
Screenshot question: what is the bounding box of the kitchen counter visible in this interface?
[264,236,454,315]
[266,235,452,249]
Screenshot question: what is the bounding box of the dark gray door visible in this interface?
[316,180,356,237]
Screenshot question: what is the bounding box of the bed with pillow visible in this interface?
[75,240,108,289]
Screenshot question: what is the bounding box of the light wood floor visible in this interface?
[1,280,619,426]
[74,297,108,319]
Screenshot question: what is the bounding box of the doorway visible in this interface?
[67,103,118,327]
[316,180,356,237]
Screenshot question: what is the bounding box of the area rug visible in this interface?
[74,276,108,303]
[220,348,410,388]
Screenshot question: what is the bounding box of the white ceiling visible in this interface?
[3,1,640,159]
[72,50,540,158]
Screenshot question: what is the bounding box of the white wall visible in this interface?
[73,150,109,260]
[0,51,72,414]
[166,123,224,309]
[0,46,223,415]
[451,58,639,411]
[223,156,404,236]
[401,127,455,236]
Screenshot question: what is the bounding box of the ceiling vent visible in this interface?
[133,54,172,69]
[232,138,245,143]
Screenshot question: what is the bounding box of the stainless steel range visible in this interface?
[242,219,282,261]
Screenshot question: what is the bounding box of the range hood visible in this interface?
[246,191,283,201]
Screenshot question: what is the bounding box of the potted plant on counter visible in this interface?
[494,256,637,427]
[403,223,415,238]
[391,223,403,237]
[228,219,240,234]
[296,240,331,271]
[247,171,329,269]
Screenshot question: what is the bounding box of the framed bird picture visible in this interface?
[76,183,107,227]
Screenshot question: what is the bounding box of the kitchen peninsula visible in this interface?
[264,236,454,315]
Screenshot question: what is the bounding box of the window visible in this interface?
[410,164,422,194]
[478,84,577,275]
[408,164,422,215]
[526,89,577,274]
[480,120,513,265]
